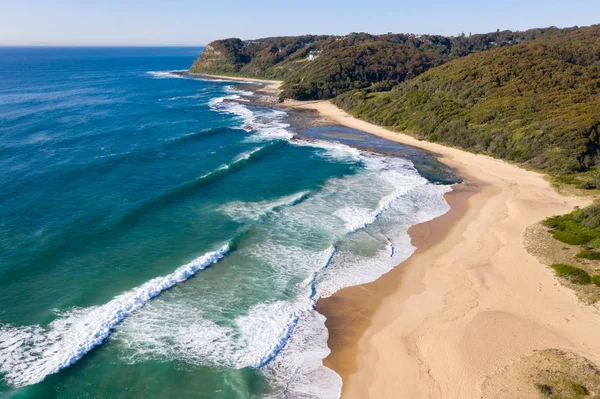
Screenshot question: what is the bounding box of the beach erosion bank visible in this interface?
[190,74,600,398]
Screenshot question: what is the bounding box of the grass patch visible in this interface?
[535,380,592,398]
[544,203,600,246]
[592,275,600,287]
[551,264,592,285]
[553,174,582,186]
[553,231,594,245]
[571,382,589,397]
[576,250,600,260]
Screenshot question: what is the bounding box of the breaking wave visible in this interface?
[0,244,230,387]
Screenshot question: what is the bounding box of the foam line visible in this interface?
[146,71,187,79]
[208,86,294,142]
[218,190,312,222]
[0,244,230,387]
[257,246,336,367]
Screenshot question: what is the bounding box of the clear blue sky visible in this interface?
[1,0,598,46]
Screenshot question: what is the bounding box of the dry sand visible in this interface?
[290,101,600,398]
[190,74,600,396]
[188,73,282,95]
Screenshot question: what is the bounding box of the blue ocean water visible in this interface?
[0,47,453,398]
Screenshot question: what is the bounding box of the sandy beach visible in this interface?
[188,75,600,397]
[293,101,600,398]
[187,73,282,95]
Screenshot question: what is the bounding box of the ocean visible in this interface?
[0,47,454,398]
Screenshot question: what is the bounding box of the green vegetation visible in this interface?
[552,173,600,191]
[525,350,600,399]
[576,250,600,260]
[190,27,581,100]
[544,203,600,247]
[190,25,600,174]
[551,264,592,285]
[571,383,590,397]
[333,26,600,173]
[541,202,600,301]
[537,383,554,396]
[535,379,594,399]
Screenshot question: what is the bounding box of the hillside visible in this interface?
[333,26,600,174]
[190,27,577,100]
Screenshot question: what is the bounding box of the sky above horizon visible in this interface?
[1,0,598,46]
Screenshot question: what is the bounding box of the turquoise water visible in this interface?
[0,48,453,398]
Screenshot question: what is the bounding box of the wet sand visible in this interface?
[291,100,598,399]
[184,73,600,398]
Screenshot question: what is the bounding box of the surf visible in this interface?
[0,244,230,387]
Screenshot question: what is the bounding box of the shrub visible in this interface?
[579,181,596,189]
[592,275,600,287]
[544,203,600,246]
[592,174,600,188]
[553,230,592,245]
[535,383,553,396]
[579,202,600,229]
[332,26,600,173]
[570,382,589,396]
[576,249,600,260]
[551,264,592,285]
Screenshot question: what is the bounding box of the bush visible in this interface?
[576,249,600,260]
[579,181,596,189]
[592,275,600,287]
[579,202,600,229]
[535,383,553,396]
[570,382,589,396]
[553,230,593,245]
[544,203,600,246]
[590,173,600,189]
[332,26,600,173]
[551,264,592,285]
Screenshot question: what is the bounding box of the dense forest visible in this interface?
[190,25,600,176]
[190,27,578,100]
[333,26,600,174]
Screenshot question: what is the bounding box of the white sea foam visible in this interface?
[195,146,265,180]
[147,70,187,79]
[244,109,294,142]
[160,94,204,101]
[114,246,336,369]
[225,85,254,97]
[208,86,294,142]
[109,150,452,398]
[317,183,452,297]
[219,191,310,222]
[262,310,342,399]
[232,146,264,163]
[252,153,451,397]
[0,90,453,399]
[0,244,230,387]
[290,139,362,163]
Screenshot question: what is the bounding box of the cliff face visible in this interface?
[189,35,332,79]
[189,38,248,74]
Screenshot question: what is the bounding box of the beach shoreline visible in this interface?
[185,72,282,95]
[186,73,600,397]
[316,179,479,393]
[292,100,600,398]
